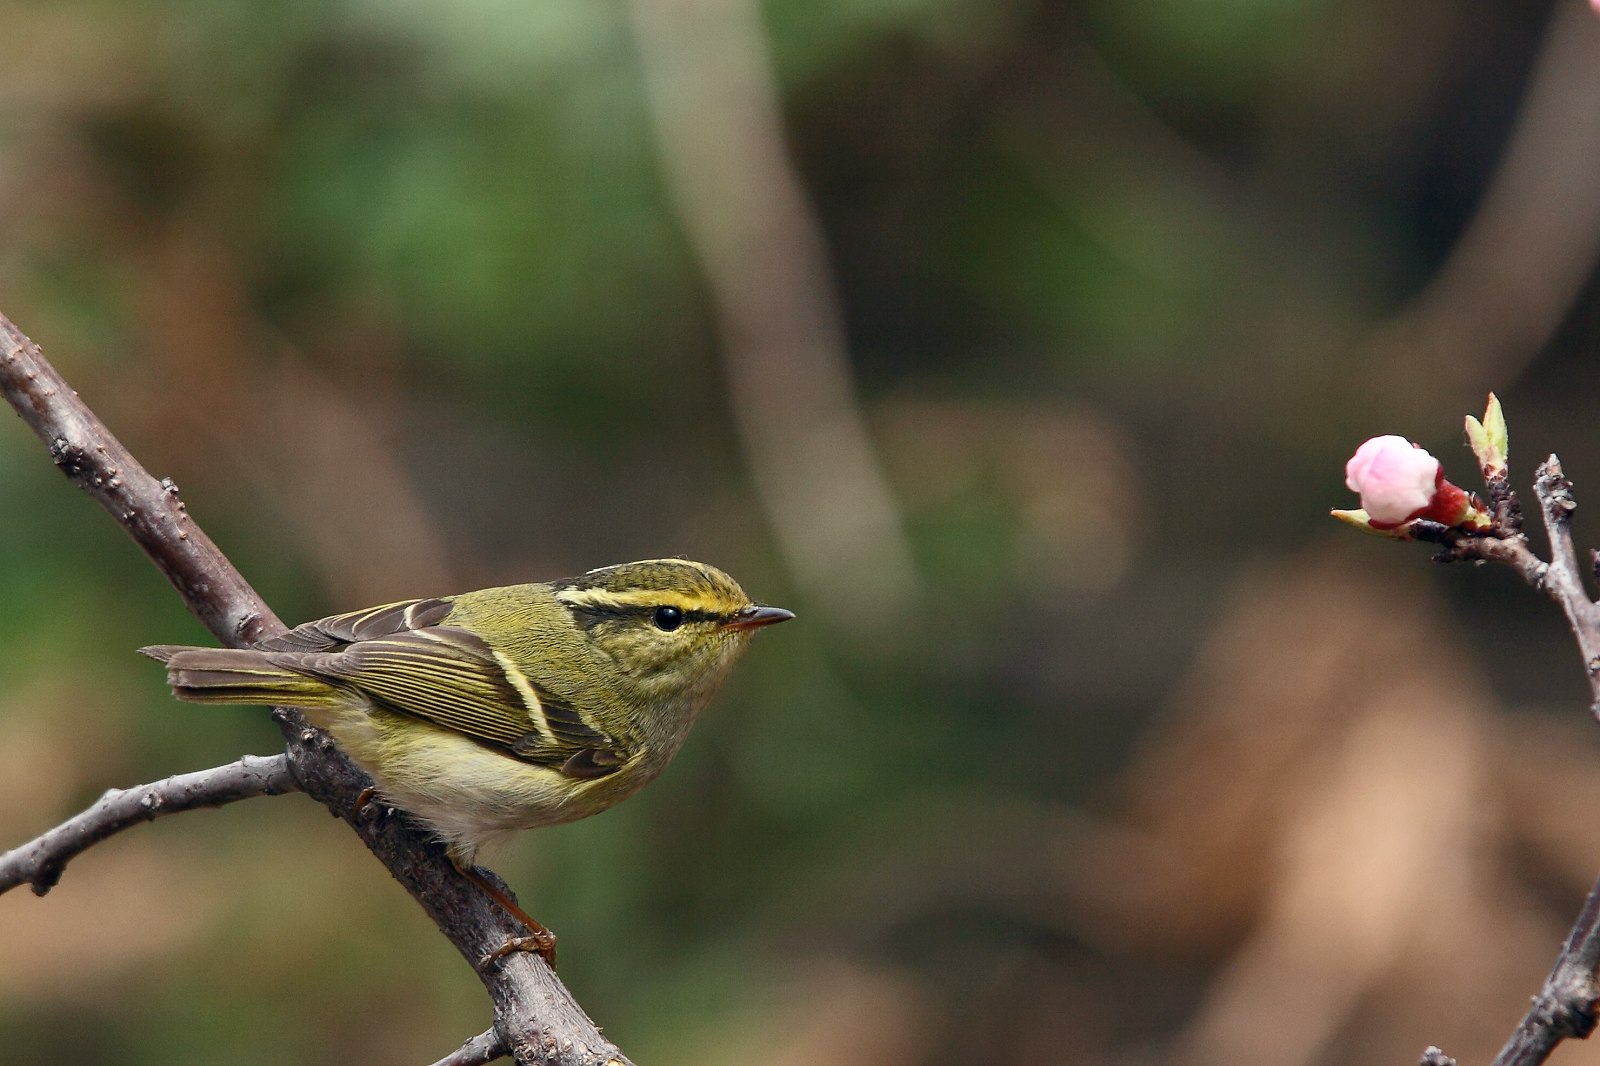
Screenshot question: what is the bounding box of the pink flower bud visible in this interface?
[1344,435,1442,525]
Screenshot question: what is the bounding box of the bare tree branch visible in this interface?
[0,312,632,1066]
[1408,456,1600,1066]
[428,1028,509,1066]
[0,754,300,896]
[0,325,280,648]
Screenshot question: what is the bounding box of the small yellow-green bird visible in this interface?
[142,558,791,958]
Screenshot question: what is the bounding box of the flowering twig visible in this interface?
[1338,397,1600,1066]
[0,311,626,1066]
[0,755,300,896]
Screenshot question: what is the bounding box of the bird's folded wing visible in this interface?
[267,625,619,771]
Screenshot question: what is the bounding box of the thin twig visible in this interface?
[1483,866,1600,1066]
[1429,456,1600,711]
[1529,457,1600,710]
[0,312,631,1066]
[428,1029,510,1066]
[1412,456,1600,1066]
[0,754,300,896]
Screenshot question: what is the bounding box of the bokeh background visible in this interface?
[6,0,1600,1063]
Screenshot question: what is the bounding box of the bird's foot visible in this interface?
[480,929,558,971]
[352,786,394,829]
[458,863,560,971]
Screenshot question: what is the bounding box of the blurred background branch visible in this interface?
[627,0,921,636]
[1361,1,1600,402]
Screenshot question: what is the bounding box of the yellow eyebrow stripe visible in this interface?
[557,588,689,611]
[555,588,736,615]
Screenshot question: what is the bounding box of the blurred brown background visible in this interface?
[5,0,1600,1063]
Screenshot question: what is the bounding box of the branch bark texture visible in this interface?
[0,313,630,1066]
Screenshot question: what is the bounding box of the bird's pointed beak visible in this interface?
[725,604,795,631]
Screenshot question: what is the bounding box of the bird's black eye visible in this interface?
[652,606,685,632]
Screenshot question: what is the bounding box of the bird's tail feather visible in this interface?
[138,645,335,707]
